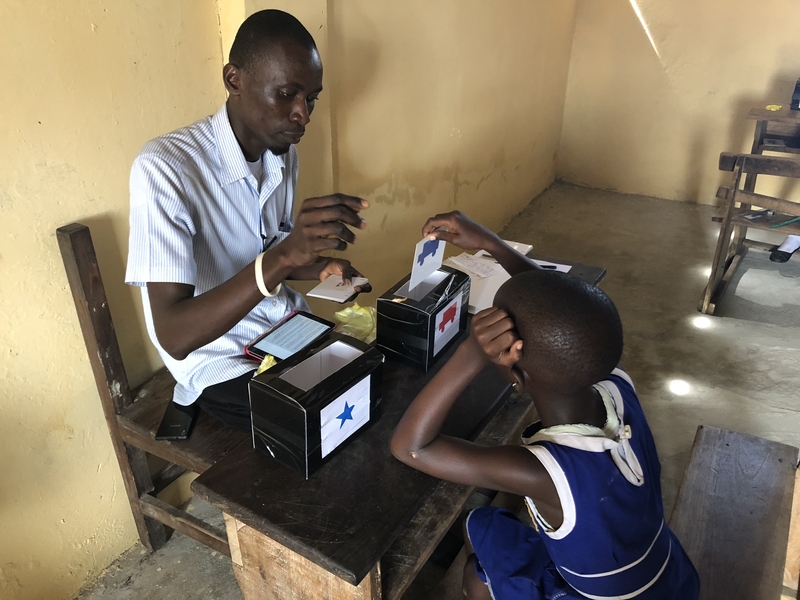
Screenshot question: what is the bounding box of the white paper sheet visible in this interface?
[433,293,464,356]
[319,375,371,458]
[446,253,506,280]
[307,275,369,303]
[409,236,445,291]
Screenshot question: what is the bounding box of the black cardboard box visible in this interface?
[376,265,470,372]
[249,332,384,479]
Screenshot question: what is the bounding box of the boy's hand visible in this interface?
[421,211,500,252]
[467,307,523,368]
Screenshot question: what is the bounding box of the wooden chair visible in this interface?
[56,223,250,556]
[699,152,800,314]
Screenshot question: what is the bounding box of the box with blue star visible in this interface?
[376,265,470,372]
[248,332,385,479]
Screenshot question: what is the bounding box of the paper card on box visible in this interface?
[307,275,369,303]
[433,293,463,356]
[281,341,363,391]
[409,237,445,291]
[319,375,371,458]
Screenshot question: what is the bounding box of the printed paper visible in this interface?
[319,375,371,458]
[433,293,463,356]
[409,237,445,291]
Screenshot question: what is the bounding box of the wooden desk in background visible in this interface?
[192,258,606,600]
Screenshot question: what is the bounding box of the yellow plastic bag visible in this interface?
[255,353,278,375]
[334,302,377,344]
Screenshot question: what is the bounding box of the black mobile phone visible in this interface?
[155,401,199,440]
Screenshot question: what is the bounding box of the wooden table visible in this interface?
[192,258,606,600]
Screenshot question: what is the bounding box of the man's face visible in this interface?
[225,40,323,159]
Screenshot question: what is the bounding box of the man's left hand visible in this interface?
[319,258,372,294]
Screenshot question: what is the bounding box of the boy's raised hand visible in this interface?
[421,210,500,251]
[468,307,523,369]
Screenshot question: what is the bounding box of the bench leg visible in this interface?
[224,515,381,600]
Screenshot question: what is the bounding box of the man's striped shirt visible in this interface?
[125,104,309,406]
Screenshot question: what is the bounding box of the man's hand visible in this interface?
[318,258,372,294]
[421,211,500,252]
[465,307,523,369]
[279,194,369,269]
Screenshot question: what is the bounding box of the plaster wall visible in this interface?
[2,1,578,597]
[240,0,578,312]
[0,2,224,598]
[558,0,800,204]
[325,0,578,299]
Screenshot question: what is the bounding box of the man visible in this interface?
[126,10,368,430]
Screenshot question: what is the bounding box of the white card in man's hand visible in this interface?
[409,236,445,291]
[307,275,369,303]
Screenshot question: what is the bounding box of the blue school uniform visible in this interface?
[466,369,699,600]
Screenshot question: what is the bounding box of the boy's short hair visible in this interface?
[494,270,623,393]
[229,10,317,72]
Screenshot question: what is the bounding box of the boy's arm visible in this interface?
[421,211,541,276]
[389,309,558,507]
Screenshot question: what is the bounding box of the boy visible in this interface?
[390,214,699,599]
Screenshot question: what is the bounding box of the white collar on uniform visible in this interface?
[523,375,645,487]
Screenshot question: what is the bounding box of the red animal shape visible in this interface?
[439,304,457,332]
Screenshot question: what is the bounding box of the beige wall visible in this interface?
[0,1,224,598]
[324,0,578,300]
[558,0,800,204]
[241,0,578,313]
[1,1,577,597]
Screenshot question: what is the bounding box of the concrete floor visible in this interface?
[75,182,800,599]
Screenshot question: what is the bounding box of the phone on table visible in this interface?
[155,401,199,441]
[245,310,335,362]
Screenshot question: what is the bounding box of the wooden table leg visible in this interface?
[224,514,382,600]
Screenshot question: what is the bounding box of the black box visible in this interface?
[792,78,800,110]
[376,265,471,371]
[249,332,384,479]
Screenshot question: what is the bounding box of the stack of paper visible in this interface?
[446,241,573,313]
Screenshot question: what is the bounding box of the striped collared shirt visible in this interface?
[125,104,309,405]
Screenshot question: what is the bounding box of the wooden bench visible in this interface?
[56,223,250,556]
[670,425,798,599]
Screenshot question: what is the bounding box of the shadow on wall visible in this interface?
[71,214,160,387]
[323,3,570,303]
[326,1,379,192]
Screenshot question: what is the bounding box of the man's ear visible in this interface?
[223,63,242,96]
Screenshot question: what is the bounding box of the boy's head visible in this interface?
[494,270,623,394]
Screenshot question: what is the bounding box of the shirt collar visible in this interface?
[212,104,284,187]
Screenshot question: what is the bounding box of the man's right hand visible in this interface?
[279,194,369,269]
[149,193,369,362]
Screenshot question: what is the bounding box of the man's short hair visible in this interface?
[229,10,317,72]
[495,270,623,393]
